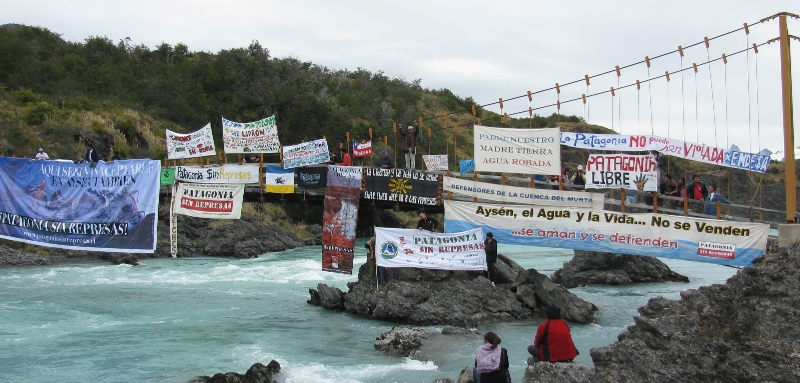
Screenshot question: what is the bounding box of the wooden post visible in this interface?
[652,191,658,213]
[473,172,479,202]
[620,188,626,213]
[683,197,689,216]
[779,14,797,223]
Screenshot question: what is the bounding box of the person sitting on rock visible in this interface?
[474,331,510,383]
[528,305,579,363]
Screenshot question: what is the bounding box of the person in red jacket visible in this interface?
[337,147,352,166]
[528,305,578,362]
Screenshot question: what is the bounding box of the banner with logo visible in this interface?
[459,159,475,174]
[422,155,448,171]
[362,168,442,206]
[175,164,260,184]
[444,200,769,266]
[584,153,659,191]
[160,168,176,186]
[375,227,486,271]
[173,183,244,219]
[296,167,327,189]
[443,176,605,209]
[559,132,769,173]
[265,165,295,193]
[322,166,363,274]
[474,125,560,174]
[0,157,160,253]
[353,140,372,158]
[221,115,281,154]
[283,138,330,169]
[166,123,216,159]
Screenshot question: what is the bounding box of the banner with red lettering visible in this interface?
[322,166,362,274]
[559,132,769,173]
[166,123,217,160]
[474,125,560,174]
[221,115,281,154]
[585,153,659,191]
[375,227,486,270]
[353,140,372,158]
[172,183,244,219]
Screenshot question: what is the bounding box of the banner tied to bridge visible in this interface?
[172,183,244,219]
[362,168,442,206]
[295,167,327,189]
[443,176,605,209]
[444,200,769,267]
[282,138,330,169]
[221,115,281,154]
[584,153,659,191]
[473,125,560,175]
[422,155,448,171]
[0,157,160,253]
[322,166,363,274]
[375,227,487,271]
[353,140,372,158]
[166,123,216,159]
[175,164,260,184]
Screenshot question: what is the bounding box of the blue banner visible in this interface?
[0,158,160,253]
[459,159,475,174]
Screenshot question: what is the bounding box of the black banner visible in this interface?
[361,168,442,206]
[296,167,328,189]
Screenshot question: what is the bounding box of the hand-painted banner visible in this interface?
[0,157,160,253]
[559,132,769,173]
[459,159,475,174]
[362,168,442,206]
[173,183,244,219]
[474,125,560,174]
[375,227,486,271]
[175,164,260,184]
[160,168,175,185]
[221,115,281,154]
[422,155,448,171]
[283,138,330,169]
[353,140,372,158]
[265,165,295,194]
[322,166,363,274]
[584,154,659,191]
[166,123,216,159]
[444,200,769,266]
[443,176,605,209]
[296,167,327,189]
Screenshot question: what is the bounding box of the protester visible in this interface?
[417,212,438,232]
[704,185,732,216]
[484,232,498,285]
[547,175,560,190]
[474,331,510,383]
[570,165,587,189]
[687,174,709,213]
[34,148,49,161]
[561,168,573,190]
[364,237,385,285]
[338,147,352,166]
[376,149,394,169]
[243,153,259,163]
[677,177,687,198]
[402,125,419,170]
[85,144,100,168]
[528,305,578,363]
[659,174,678,209]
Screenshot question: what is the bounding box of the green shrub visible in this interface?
[11,89,38,105]
[23,103,58,125]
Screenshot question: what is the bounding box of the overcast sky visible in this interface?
[3,1,798,158]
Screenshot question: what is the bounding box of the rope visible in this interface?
[648,65,654,135]
[706,43,718,148]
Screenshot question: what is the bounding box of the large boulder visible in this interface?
[374,326,482,360]
[521,360,594,383]
[191,361,281,383]
[0,245,51,267]
[551,250,689,288]
[309,254,597,326]
[306,283,344,310]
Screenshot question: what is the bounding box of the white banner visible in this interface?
[444,200,769,267]
[559,132,769,173]
[422,155,448,171]
[474,125,560,174]
[221,115,281,154]
[443,176,605,209]
[585,154,659,191]
[166,123,217,159]
[282,138,330,169]
[375,227,486,271]
[175,164,260,184]
[172,183,244,219]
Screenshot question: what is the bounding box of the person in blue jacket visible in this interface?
[704,185,731,216]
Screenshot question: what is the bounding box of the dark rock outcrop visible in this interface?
[551,250,689,288]
[374,326,482,360]
[0,245,51,267]
[309,254,597,327]
[191,361,281,383]
[521,359,594,383]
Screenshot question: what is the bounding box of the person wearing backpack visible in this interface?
[474,331,511,383]
[527,305,578,363]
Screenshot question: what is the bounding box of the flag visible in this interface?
[265,165,295,193]
[353,140,372,158]
[160,168,175,185]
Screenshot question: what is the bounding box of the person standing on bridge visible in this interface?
[570,165,587,190]
[376,149,394,169]
[687,174,709,214]
[337,147,352,166]
[417,212,438,232]
[402,125,419,170]
[704,185,731,216]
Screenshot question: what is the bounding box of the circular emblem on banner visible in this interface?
[380,241,399,260]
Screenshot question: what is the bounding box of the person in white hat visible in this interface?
[570,165,587,189]
[35,148,49,161]
[402,125,419,170]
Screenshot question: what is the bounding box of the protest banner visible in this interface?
[362,168,442,206]
[296,167,328,189]
[166,123,216,159]
[221,115,281,153]
[0,157,160,253]
[175,164,260,184]
[584,153,659,191]
[160,168,175,186]
[444,200,769,266]
[443,176,605,209]
[353,140,372,158]
[322,166,362,274]
[375,227,486,271]
[422,154,448,171]
[474,125,560,174]
[459,159,475,174]
[173,183,244,219]
[282,138,330,168]
[265,165,295,193]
